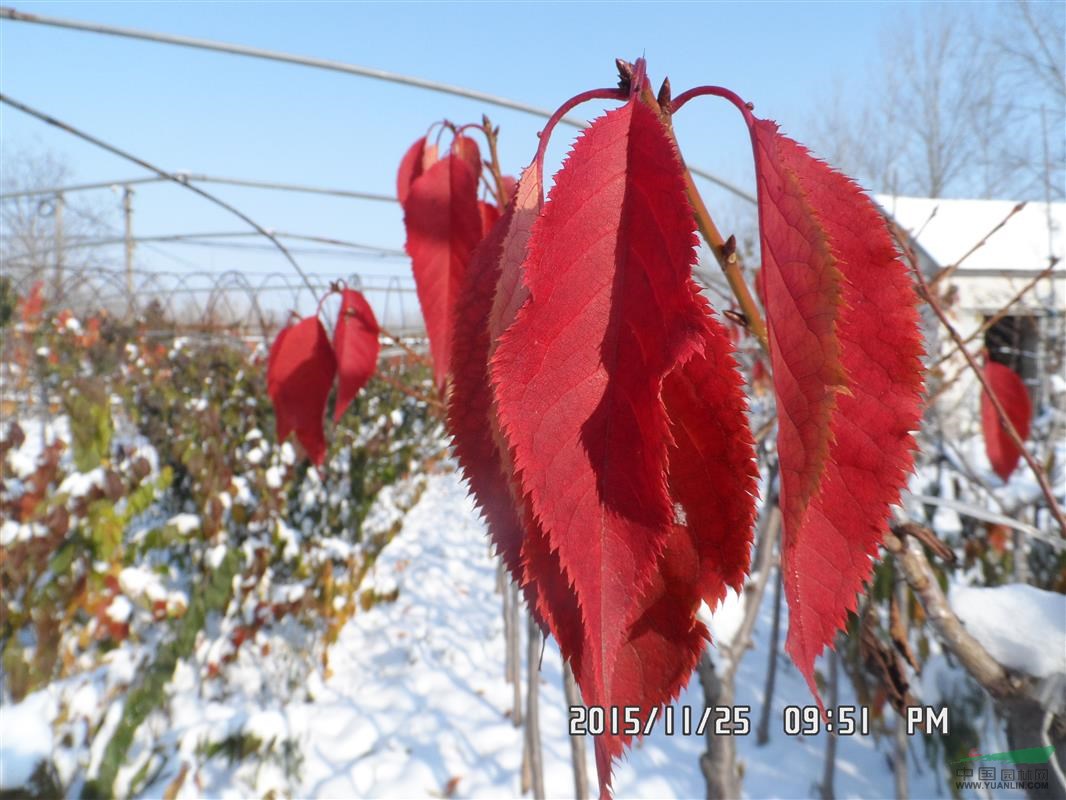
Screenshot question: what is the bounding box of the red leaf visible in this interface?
[401,151,483,392]
[663,304,759,608]
[20,281,45,327]
[332,288,380,422]
[981,359,1031,480]
[448,204,534,610]
[745,117,924,705]
[487,165,541,346]
[267,316,337,465]
[478,201,500,238]
[451,133,482,179]
[491,99,754,794]
[396,137,438,205]
[500,174,518,203]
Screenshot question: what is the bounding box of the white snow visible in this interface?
[951,583,1066,679]
[167,513,201,536]
[145,473,946,799]
[106,596,134,624]
[0,690,54,789]
[265,466,284,489]
[57,468,107,499]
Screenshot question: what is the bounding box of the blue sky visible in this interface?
[0,1,958,320]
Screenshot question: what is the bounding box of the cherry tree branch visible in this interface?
[882,526,1017,698]
[623,65,769,351]
[901,235,1066,533]
[928,202,1027,289]
[931,259,1059,371]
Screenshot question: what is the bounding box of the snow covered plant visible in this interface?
[1,292,441,796]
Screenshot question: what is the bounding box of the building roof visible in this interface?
[875,194,1064,278]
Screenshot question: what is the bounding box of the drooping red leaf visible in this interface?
[981,359,1031,480]
[451,133,482,179]
[743,115,924,705]
[478,201,500,238]
[401,150,483,392]
[332,288,380,422]
[448,205,534,611]
[396,137,438,205]
[662,300,759,609]
[491,98,754,795]
[267,316,337,465]
[591,522,709,790]
[500,174,517,203]
[487,164,540,346]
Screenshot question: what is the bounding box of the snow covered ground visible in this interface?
[5,469,1043,798]
[184,473,951,799]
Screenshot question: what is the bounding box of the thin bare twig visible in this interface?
[928,201,1027,289]
[900,234,1065,533]
[931,259,1059,371]
[625,65,769,351]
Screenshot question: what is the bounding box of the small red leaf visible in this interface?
[396,137,439,204]
[332,288,380,422]
[267,316,337,465]
[981,359,1031,480]
[401,150,483,392]
[451,133,482,179]
[744,116,924,705]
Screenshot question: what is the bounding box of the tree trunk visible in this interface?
[526,613,545,799]
[818,646,839,800]
[697,649,740,800]
[562,661,590,800]
[756,566,783,746]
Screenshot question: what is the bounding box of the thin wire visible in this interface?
[0,6,755,204]
[0,173,396,203]
[0,92,319,301]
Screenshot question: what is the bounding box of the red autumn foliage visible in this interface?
[362,58,928,797]
[738,107,924,707]
[490,95,757,792]
[332,288,380,422]
[981,358,1032,481]
[400,135,484,392]
[267,316,337,466]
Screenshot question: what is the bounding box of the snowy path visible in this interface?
[280,471,952,799]
[132,470,967,799]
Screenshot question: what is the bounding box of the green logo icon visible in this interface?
[952,745,1055,765]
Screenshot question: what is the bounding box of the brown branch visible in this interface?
[630,71,769,351]
[480,116,508,210]
[932,259,1059,371]
[722,501,782,680]
[883,526,1018,698]
[377,325,433,368]
[929,202,1026,289]
[904,241,1066,533]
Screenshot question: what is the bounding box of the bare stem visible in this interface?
[634,81,769,350]
[882,526,1017,697]
[480,116,509,209]
[905,247,1065,532]
[931,260,1059,371]
[928,202,1027,289]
